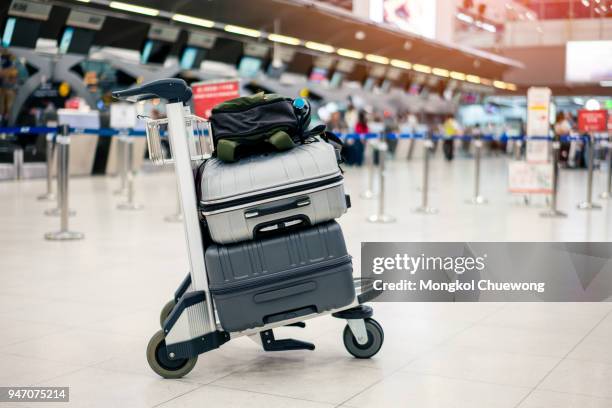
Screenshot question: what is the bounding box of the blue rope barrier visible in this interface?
[0,126,146,137]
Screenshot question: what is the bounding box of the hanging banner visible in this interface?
[192,78,240,119]
[578,109,608,133]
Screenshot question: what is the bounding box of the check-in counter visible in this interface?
[54,109,100,177]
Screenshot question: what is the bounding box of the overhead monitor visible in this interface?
[140,24,180,65]
[238,56,263,78]
[179,31,216,70]
[58,10,105,55]
[309,67,328,83]
[2,0,52,48]
[566,41,612,83]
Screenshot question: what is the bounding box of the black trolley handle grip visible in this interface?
[112,78,192,104]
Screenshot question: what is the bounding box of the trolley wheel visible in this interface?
[342,318,384,359]
[146,330,197,379]
[159,299,176,327]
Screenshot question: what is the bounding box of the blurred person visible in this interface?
[342,110,367,166]
[442,114,461,161]
[0,51,18,125]
[554,111,572,167]
[383,110,398,156]
[326,110,347,134]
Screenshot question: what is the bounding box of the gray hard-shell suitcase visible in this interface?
[199,139,349,244]
[205,221,355,332]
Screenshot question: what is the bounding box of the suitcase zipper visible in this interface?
[208,255,352,294]
[200,174,344,213]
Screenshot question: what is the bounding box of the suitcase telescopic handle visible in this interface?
[112,78,193,104]
[244,197,311,219]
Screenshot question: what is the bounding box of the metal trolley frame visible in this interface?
[113,79,383,379]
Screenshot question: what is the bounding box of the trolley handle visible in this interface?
[112,79,192,104]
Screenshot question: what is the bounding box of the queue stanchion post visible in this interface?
[117,135,143,210]
[541,135,567,218]
[599,133,612,200]
[414,134,437,214]
[577,133,602,210]
[467,134,487,205]
[37,128,56,201]
[367,139,395,223]
[164,192,183,222]
[45,124,84,241]
[113,134,128,196]
[13,147,23,181]
[360,134,376,199]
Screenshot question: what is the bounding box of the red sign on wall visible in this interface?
[192,79,240,119]
[578,109,608,132]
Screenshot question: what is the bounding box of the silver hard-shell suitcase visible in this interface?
[199,139,349,244]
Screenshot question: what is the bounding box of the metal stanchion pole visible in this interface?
[164,192,183,222]
[367,140,395,223]
[45,125,84,241]
[361,135,376,199]
[38,131,56,201]
[414,135,437,214]
[600,133,612,200]
[541,135,567,218]
[467,135,487,204]
[13,147,23,181]
[577,134,601,210]
[117,137,143,210]
[114,134,128,195]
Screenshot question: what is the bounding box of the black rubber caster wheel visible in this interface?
[146,330,197,379]
[159,299,176,327]
[343,318,384,359]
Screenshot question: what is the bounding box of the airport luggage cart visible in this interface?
[112,79,383,379]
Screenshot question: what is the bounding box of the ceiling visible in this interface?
[35,0,523,80]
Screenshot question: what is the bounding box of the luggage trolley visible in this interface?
[113,79,383,379]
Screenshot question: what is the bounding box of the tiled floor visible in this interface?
[1,151,611,407]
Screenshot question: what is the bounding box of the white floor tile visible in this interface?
[0,328,142,367]
[156,384,334,407]
[34,367,200,408]
[447,324,584,358]
[212,355,385,404]
[538,359,612,398]
[403,345,560,387]
[518,390,612,408]
[567,334,612,365]
[0,353,82,385]
[344,371,530,408]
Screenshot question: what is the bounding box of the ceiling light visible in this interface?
[493,80,507,89]
[600,80,612,87]
[76,0,90,2]
[337,48,364,59]
[390,59,411,70]
[480,78,492,86]
[432,68,449,77]
[109,1,159,16]
[412,64,432,74]
[506,83,517,91]
[481,22,497,32]
[171,14,214,28]
[304,41,334,53]
[450,71,466,80]
[268,33,301,46]
[456,12,474,23]
[355,31,366,40]
[466,74,481,84]
[365,54,389,64]
[224,24,261,38]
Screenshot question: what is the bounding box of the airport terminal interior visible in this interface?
[0,0,611,407]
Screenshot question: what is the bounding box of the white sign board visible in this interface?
[526,87,551,163]
[110,103,137,129]
[57,109,100,129]
[508,161,553,195]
